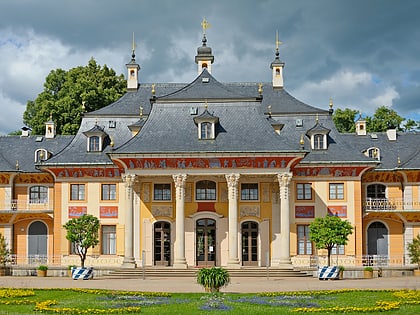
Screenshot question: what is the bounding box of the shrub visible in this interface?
[38,265,48,271]
[407,234,420,270]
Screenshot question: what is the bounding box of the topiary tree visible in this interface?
[63,214,100,268]
[309,215,354,266]
[0,233,10,267]
[407,234,420,270]
[197,267,230,292]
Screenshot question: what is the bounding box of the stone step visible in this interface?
[100,267,310,279]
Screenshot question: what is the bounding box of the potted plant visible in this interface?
[37,265,48,277]
[67,265,76,277]
[0,233,11,276]
[309,215,353,279]
[407,234,420,276]
[338,265,345,279]
[196,267,230,292]
[64,214,99,280]
[363,266,373,278]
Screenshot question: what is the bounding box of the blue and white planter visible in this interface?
[71,267,94,280]
[318,266,339,280]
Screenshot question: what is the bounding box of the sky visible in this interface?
[0,0,419,135]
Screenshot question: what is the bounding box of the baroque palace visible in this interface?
[1,23,420,271]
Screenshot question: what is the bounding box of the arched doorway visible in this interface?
[241,221,258,266]
[28,221,48,264]
[367,221,388,265]
[196,218,216,267]
[153,221,171,266]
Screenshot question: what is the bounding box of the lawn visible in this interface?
[0,287,419,314]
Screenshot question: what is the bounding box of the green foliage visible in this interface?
[23,58,126,135]
[309,215,354,266]
[196,267,230,292]
[332,108,358,133]
[37,265,48,271]
[364,266,373,272]
[63,214,100,268]
[366,105,404,132]
[0,233,10,266]
[407,234,420,269]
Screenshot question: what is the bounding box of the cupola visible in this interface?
[355,115,367,136]
[270,31,285,89]
[45,114,56,139]
[195,18,214,74]
[126,33,140,91]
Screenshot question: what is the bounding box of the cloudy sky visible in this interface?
[0,0,419,134]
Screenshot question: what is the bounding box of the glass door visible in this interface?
[154,222,171,266]
[196,218,216,266]
[241,221,258,266]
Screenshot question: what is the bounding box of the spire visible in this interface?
[126,32,140,91]
[195,17,214,74]
[270,31,285,88]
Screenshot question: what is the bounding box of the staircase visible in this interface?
[100,267,311,279]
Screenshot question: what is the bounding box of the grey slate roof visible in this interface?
[0,135,73,172]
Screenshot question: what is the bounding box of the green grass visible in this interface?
[0,288,419,314]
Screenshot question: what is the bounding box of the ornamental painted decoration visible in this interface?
[100,206,118,218]
[295,206,315,218]
[119,156,294,170]
[68,206,87,218]
[49,167,121,178]
[328,206,347,218]
[293,166,367,177]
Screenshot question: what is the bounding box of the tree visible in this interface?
[23,58,126,135]
[63,214,100,268]
[0,233,10,267]
[403,119,418,132]
[366,105,404,132]
[309,215,353,266]
[407,234,420,270]
[332,108,358,133]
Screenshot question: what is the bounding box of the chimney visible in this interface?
[21,126,31,137]
[386,129,397,141]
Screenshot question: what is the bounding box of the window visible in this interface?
[70,184,85,200]
[367,184,386,199]
[241,183,259,200]
[29,186,48,204]
[200,122,212,139]
[296,183,312,200]
[329,183,344,200]
[196,180,216,200]
[101,184,116,200]
[102,225,116,255]
[35,149,48,162]
[154,184,171,201]
[89,136,100,151]
[313,134,324,150]
[297,225,312,255]
[331,244,345,255]
[366,147,380,160]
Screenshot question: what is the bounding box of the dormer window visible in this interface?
[35,149,49,162]
[306,119,330,150]
[365,147,380,160]
[194,106,219,140]
[83,124,108,152]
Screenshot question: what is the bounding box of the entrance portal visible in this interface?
[241,221,258,266]
[28,221,47,264]
[196,218,216,266]
[154,221,171,266]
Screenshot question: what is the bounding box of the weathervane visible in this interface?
[275,30,282,51]
[201,17,210,35]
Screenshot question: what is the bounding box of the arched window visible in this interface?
[200,122,212,139]
[196,180,216,200]
[313,134,324,150]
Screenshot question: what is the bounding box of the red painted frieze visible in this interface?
[68,206,87,218]
[120,157,295,170]
[293,166,367,177]
[49,167,121,178]
[100,206,118,218]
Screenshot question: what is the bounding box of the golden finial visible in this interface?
[139,106,143,118]
[398,156,401,166]
[316,113,319,123]
[110,137,114,148]
[258,83,263,95]
[275,30,282,50]
[132,32,136,52]
[151,83,155,96]
[268,105,272,116]
[300,134,305,146]
[15,160,19,170]
[201,17,210,35]
[204,99,208,110]
[329,97,333,110]
[81,101,86,112]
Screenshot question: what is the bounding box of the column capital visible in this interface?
[122,173,136,187]
[277,172,292,188]
[172,174,187,188]
[225,173,240,200]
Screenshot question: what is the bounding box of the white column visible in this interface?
[122,174,136,268]
[173,174,188,268]
[226,173,240,267]
[277,172,293,268]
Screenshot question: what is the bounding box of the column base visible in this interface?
[173,259,188,269]
[227,258,241,268]
[276,258,293,269]
[121,257,137,268]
